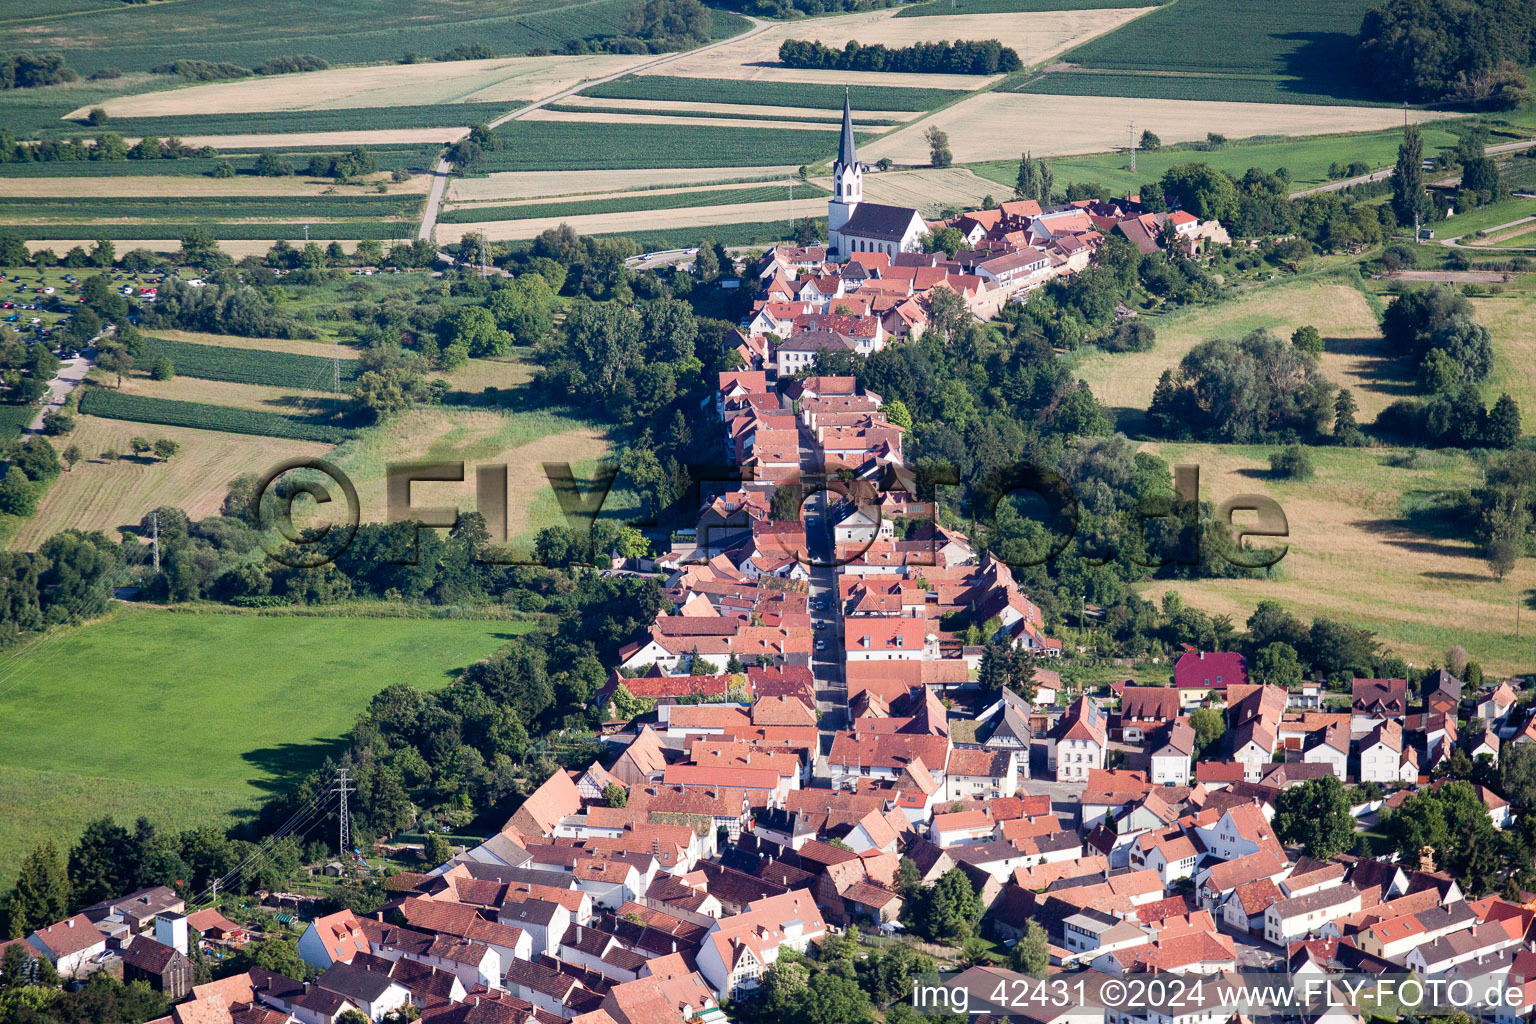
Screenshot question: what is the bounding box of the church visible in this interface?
[827,91,927,260]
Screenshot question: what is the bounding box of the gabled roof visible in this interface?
[842,203,924,242]
[29,915,104,958]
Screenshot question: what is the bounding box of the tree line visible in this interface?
[1359,0,1536,108]
[778,38,1021,74]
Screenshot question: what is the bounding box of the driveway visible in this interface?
[27,346,96,433]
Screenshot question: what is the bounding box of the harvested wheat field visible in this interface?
[74,55,655,119]
[117,375,349,415]
[1138,442,1534,675]
[0,175,431,198]
[332,406,612,542]
[658,6,1149,83]
[863,93,1455,164]
[439,195,826,242]
[448,166,801,202]
[1073,280,1390,429]
[554,95,918,122]
[518,107,856,131]
[11,417,332,550]
[811,167,1001,215]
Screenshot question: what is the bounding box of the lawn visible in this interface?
[1140,442,1535,677]
[0,607,529,880]
[969,126,1466,194]
[1437,195,1536,238]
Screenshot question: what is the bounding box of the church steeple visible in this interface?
[829,85,862,242]
[838,86,857,169]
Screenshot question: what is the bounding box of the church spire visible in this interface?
[838,86,857,168]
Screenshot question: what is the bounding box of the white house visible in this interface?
[1263,885,1362,944]
[1148,720,1194,786]
[696,891,827,999]
[27,916,107,978]
[1048,697,1107,782]
[1360,721,1417,785]
[499,898,571,959]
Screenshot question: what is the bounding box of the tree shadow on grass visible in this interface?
[1325,335,1418,401]
[241,737,351,794]
[1349,516,1478,560]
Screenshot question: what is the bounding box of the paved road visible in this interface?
[1288,137,1536,198]
[27,344,97,433]
[416,18,770,245]
[1439,214,1536,250]
[794,406,846,771]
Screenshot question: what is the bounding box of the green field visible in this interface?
[1062,0,1382,102]
[1013,70,1399,107]
[0,0,749,77]
[0,195,423,223]
[590,217,826,250]
[59,102,520,139]
[898,0,1167,13]
[481,122,865,171]
[543,102,902,126]
[0,608,528,881]
[0,146,440,178]
[0,405,36,446]
[580,76,964,111]
[14,222,414,241]
[1433,196,1536,237]
[969,125,1465,194]
[135,336,361,390]
[79,390,357,441]
[443,183,829,223]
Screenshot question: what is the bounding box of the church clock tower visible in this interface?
[828,87,862,247]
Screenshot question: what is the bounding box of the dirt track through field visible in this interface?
[862,93,1457,163]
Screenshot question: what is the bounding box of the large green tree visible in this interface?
[1274,774,1355,859]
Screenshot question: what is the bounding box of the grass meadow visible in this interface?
[897,0,1168,14]
[1013,71,1400,107]
[1139,442,1536,677]
[970,126,1466,194]
[0,607,528,881]
[1070,276,1393,432]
